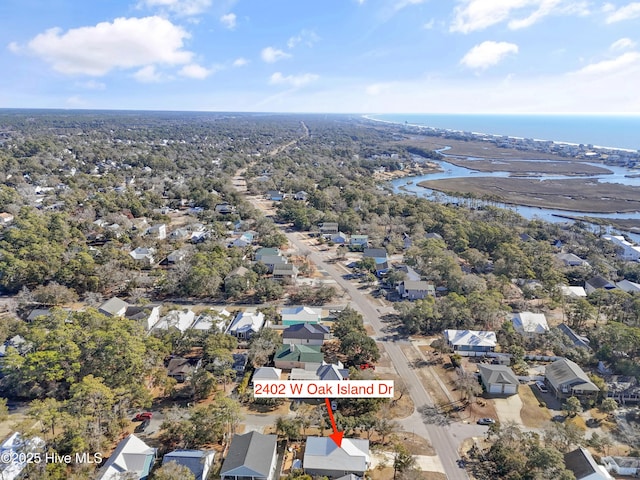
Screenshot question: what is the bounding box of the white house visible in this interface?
[226,311,265,339]
[512,312,549,336]
[96,434,156,480]
[0,432,45,480]
[397,280,435,300]
[153,309,196,333]
[603,234,640,261]
[147,223,167,240]
[129,247,155,266]
[560,285,587,298]
[444,329,497,353]
[303,437,370,478]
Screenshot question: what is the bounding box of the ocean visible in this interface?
[367,114,640,152]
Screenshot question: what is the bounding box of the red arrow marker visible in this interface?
[324,398,344,447]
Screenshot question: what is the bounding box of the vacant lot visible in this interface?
[519,384,552,428]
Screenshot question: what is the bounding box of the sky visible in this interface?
[1,0,640,113]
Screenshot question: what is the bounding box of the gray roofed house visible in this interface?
[556,253,589,267]
[478,364,519,396]
[255,247,281,260]
[167,357,196,383]
[558,323,592,350]
[258,255,287,273]
[162,450,215,480]
[303,436,370,478]
[585,276,617,294]
[273,263,298,280]
[319,222,339,235]
[363,248,387,259]
[282,323,331,345]
[545,358,599,400]
[99,297,129,317]
[220,432,278,480]
[564,447,614,480]
[396,265,421,282]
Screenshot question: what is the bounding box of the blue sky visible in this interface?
[1,0,640,113]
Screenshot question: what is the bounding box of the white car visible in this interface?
[535,381,548,393]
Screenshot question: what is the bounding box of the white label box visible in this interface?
[253,380,394,398]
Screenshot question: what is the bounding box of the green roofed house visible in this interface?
[274,344,324,369]
[221,432,278,480]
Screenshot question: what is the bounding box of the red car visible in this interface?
[133,412,153,421]
[359,363,376,371]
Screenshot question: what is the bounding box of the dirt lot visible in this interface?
[519,384,552,428]
[371,467,447,480]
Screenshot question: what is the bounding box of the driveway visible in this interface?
[493,395,523,424]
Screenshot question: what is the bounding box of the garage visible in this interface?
[478,364,520,397]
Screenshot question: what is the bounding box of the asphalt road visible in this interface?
[283,232,470,480]
[234,169,471,479]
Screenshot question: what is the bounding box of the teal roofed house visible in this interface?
[274,344,323,369]
[280,306,322,326]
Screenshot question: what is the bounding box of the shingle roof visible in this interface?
[221,432,277,478]
[564,447,608,480]
[546,358,599,392]
[478,364,519,386]
[282,323,330,339]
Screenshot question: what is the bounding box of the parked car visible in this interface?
[135,418,151,433]
[133,412,153,421]
[477,418,496,425]
[535,381,548,393]
[359,363,376,371]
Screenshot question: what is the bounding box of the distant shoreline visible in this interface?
[362,113,640,154]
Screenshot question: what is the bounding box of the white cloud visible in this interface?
[460,41,519,69]
[573,51,640,75]
[7,42,20,53]
[20,16,193,76]
[611,37,637,50]
[179,63,211,79]
[451,0,590,33]
[220,13,237,29]
[261,47,291,63]
[394,0,428,10]
[76,80,106,90]
[134,65,163,83]
[232,57,248,67]
[66,96,87,107]
[269,72,318,87]
[605,2,640,23]
[423,19,435,29]
[138,0,212,16]
[287,30,320,49]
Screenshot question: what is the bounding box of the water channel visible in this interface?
[389,149,640,236]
